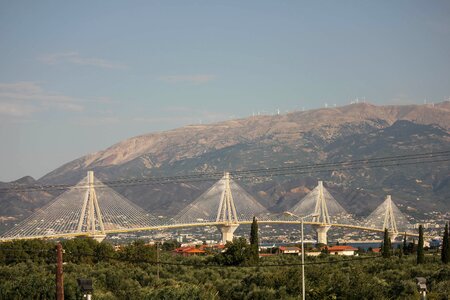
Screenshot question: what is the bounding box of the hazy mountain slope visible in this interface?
[0,176,53,232]
[1,102,449,230]
[40,102,450,184]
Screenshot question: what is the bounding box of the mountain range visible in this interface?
[1,101,449,231]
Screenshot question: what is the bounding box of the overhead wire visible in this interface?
[91,253,384,268]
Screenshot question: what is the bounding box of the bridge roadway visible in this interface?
[0,220,420,242]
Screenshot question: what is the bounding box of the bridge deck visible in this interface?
[0,220,420,242]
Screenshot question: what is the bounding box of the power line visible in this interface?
[0,150,448,193]
[112,254,384,268]
[0,248,53,253]
[232,150,450,175]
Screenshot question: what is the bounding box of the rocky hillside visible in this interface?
[41,102,450,184]
[1,102,449,230]
[0,176,53,231]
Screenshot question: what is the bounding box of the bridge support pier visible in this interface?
[314,224,331,245]
[389,230,400,243]
[217,224,239,244]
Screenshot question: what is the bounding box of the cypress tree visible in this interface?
[442,222,449,264]
[417,225,424,264]
[402,232,408,255]
[397,244,403,258]
[249,216,259,264]
[382,228,391,258]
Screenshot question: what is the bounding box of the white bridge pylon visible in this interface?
[288,181,350,245]
[0,171,160,241]
[78,170,106,240]
[365,195,410,236]
[175,172,269,244]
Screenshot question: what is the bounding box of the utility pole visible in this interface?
[284,211,319,300]
[56,242,64,300]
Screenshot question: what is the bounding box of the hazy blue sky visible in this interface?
[0,1,449,181]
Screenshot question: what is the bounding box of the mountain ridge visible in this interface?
[0,101,449,231]
[40,101,450,183]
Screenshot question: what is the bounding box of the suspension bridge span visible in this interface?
[0,171,416,243]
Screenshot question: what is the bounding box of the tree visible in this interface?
[216,237,251,266]
[250,216,259,264]
[161,240,181,251]
[417,225,424,264]
[95,241,116,262]
[62,237,98,264]
[320,246,329,256]
[119,240,155,262]
[442,222,449,264]
[382,229,391,258]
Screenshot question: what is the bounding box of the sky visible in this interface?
[0,1,449,181]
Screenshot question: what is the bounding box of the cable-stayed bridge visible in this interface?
[1,171,417,244]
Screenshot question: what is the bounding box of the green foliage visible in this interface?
[61,238,119,264]
[162,240,181,252]
[320,246,329,255]
[142,284,217,299]
[382,229,391,258]
[396,244,403,258]
[417,225,424,264]
[406,241,417,255]
[95,242,116,263]
[249,216,259,265]
[2,238,450,299]
[215,237,252,266]
[119,239,156,262]
[402,233,408,256]
[62,237,99,264]
[0,239,54,265]
[0,262,55,299]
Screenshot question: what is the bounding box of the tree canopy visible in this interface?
[1,236,450,299]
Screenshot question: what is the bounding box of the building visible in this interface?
[199,244,225,253]
[279,246,301,255]
[173,247,206,257]
[326,245,358,256]
[305,251,322,257]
